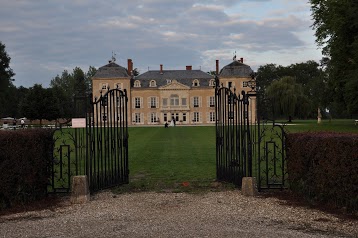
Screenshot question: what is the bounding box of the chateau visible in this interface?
[92,57,256,126]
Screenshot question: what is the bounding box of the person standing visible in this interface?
[21,118,25,128]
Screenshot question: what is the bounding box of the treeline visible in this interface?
[256,60,328,120]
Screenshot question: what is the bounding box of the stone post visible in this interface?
[317,107,322,124]
[70,175,90,204]
[241,177,258,196]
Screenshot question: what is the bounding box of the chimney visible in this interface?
[160,64,163,74]
[216,60,219,75]
[240,57,244,63]
[186,65,192,70]
[127,59,133,76]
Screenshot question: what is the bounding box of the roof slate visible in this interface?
[219,60,253,77]
[93,62,129,78]
[135,70,214,88]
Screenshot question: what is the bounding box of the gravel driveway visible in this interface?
[0,191,357,238]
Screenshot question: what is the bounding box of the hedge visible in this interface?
[0,129,53,209]
[286,132,358,212]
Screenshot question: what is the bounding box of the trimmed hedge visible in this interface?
[286,132,358,212]
[0,129,53,209]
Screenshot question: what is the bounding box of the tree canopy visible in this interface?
[0,42,15,117]
[310,0,358,115]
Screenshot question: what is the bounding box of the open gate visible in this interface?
[50,89,129,193]
[215,76,287,190]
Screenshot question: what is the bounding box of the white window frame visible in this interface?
[135,97,141,108]
[135,113,141,123]
[170,94,179,106]
[192,79,200,87]
[150,97,157,108]
[209,112,215,122]
[181,98,187,106]
[150,80,157,87]
[209,96,215,107]
[115,83,122,90]
[193,112,200,122]
[101,83,108,90]
[134,80,141,87]
[193,96,199,107]
[209,79,215,87]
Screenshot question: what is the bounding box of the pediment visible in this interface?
[159,80,190,90]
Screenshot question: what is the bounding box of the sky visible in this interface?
[0,0,322,88]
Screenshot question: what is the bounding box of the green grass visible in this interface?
[113,126,233,193]
[279,119,358,134]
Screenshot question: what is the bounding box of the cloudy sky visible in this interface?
[1,0,322,88]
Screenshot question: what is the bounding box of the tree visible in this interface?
[20,84,61,125]
[257,61,327,119]
[266,76,310,119]
[310,0,358,115]
[50,66,96,119]
[0,41,15,117]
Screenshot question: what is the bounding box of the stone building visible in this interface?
[92,57,256,126]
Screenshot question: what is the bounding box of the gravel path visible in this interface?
[0,191,357,238]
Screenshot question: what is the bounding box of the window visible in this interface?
[115,83,122,90]
[101,83,108,90]
[135,97,141,108]
[209,79,215,87]
[150,97,157,108]
[210,112,215,122]
[134,80,141,87]
[192,79,200,87]
[164,113,167,122]
[150,80,157,87]
[163,98,168,107]
[209,96,215,107]
[243,81,248,87]
[193,112,199,122]
[166,79,172,84]
[193,97,199,107]
[170,94,179,106]
[150,113,157,123]
[228,81,232,88]
[135,113,141,123]
[182,113,187,122]
[176,113,179,122]
[182,98,187,106]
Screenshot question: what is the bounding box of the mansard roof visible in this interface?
[93,62,129,78]
[219,60,254,77]
[135,70,214,88]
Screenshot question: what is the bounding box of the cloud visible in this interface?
[0,0,322,87]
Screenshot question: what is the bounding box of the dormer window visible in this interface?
[150,80,157,87]
[166,79,172,84]
[209,79,215,87]
[192,79,200,87]
[134,80,141,87]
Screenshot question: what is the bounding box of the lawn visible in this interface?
[280,119,358,134]
[115,126,221,193]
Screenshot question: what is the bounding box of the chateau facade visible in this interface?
[92,58,256,126]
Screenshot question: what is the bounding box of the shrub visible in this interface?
[286,132,358,212]
[0,129,53,209]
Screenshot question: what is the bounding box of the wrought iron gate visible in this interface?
[50,89,129,193]
[215,76,287,190]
